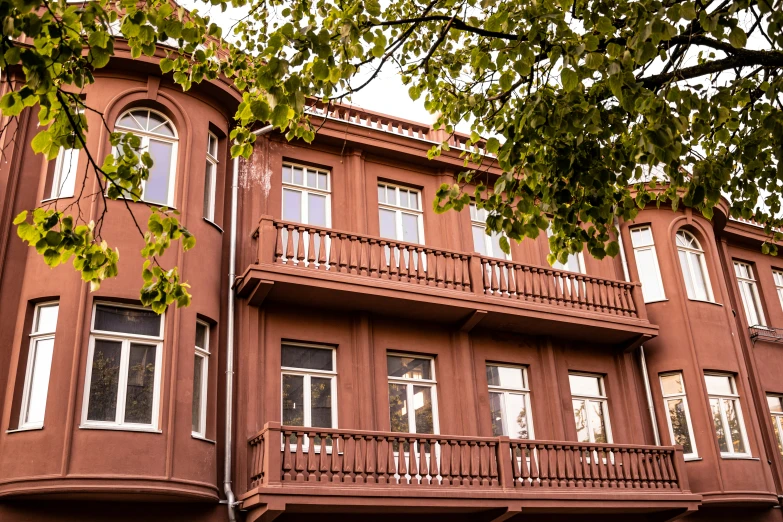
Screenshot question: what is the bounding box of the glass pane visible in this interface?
[192,354,204,433]
[678,250,696,299]
[377,185,385,203]
[399,190,409,208]
[379,208,397,239]
[143,139,174,205]
[489,392,505,436]
[661,373,684,396]
[282,374,304,426]
[282,165,292,183]
[386,186,395,205]
[469,203,478,221]
[636,248,664,302]
[124,343,157,424]
[705,374,733,395]
[310,377,332,428]
[387,355,431,380]
[307,169,317,188]
[409,192,419,210]
[203,162,215,220]
[293,167,303,185]
[117,113,143,130]
[490,232,504,259]
[573,399,589,443]
[767,395,783,413]
[307,193,327,227]
[87,340,122,422]
[772,417,783,457]
[281,345,333,371]
[54,148,78,198]
[506,393,529,439]
[208,134,218,156]
[569,374,601,397]
[631,227,653,247]
[35,304,59,334]
[413,385,434,434]
[666,398,693,454]
[724,398,746,453]
[318,173,328,190]
[94,305,161,337]
[195,322,208,350]
[710,398,729,452]
[689,252,708,300]
[282,188,302,222]
[24,338,55,425]
[472,226,487,255]
[401,213,419,243]
[589,400,608,443]
[487,365,524,389]
[147,112,172,135]
[388,383,409,433]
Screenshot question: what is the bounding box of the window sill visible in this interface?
[192,433,216,444]
[79,424,162,434]
[684,456,702,462]
[41,196,74,204]
[645,298,669,304]
[688,298,722,306]
[6,425,44,434]
[719,454,758,460]
[203,218,223,233]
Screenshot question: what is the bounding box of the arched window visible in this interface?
[114,108,178,206]
[676,230,713,301]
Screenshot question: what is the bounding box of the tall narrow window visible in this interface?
[569,373,611,443]
[82,304,163,430]
[487,364,533,439]
[282,163,331,227]
[114,108,178,206]
[50,147,79,199]
[281,344,336,429]
[704,373,749,457]
[676,230,714,302]
[767,395,783,458]
[19,302,59,429]
[660,372,698,459]
[378,183,424,244]
[547,227,585,273]
[630,226,666,302]
[772,270,783,311]
[734,261,766,327]
[387,354,438,434]
[203,132,218,222]
[470,203,508,259]
[192,320,210,437]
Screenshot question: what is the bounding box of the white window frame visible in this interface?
[630,225,666,302]
[281,162,332,227]
[767,394,783,459]
[569,372,613,443]
[280,343,338,429]
[192,320,210,438]
[704,373,751,458]
[18,302,59,430]
[377,182,425,245]
[734,261,766,327]
[470,203,510,259]
[486,364,534,439]
[203,132,218,222]
[772,270,783,312]
[49,147,80,199]
[659,372,698,460]
[387,353,439,435]
[81,302,164,431]
[676,230,714,302]
[114,108,178,207]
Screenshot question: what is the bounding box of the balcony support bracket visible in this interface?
[245,500,286,522]
[489,503,523,522]
[458,309,487,332]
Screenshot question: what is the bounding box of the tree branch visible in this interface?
[640,50,783,88]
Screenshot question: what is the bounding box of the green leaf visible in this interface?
[728,27,747,48]
[561,68,579,91]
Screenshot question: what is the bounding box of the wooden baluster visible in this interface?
[489,441,499,486]
[656,450,671,489]
[397,437,408,485]
[342,435,354,483]
[379,241,389,279]
[416,438,427,485]
[607,448,617,487]
[478,441,488,486]
[375,436,387,484]
[429,439,439,485]
[499,262,508,296]
[327,232,338,271]
[435,253,445,288]
[514,444,527,487]
[460,441,470,486]
[364,435,376,484]
[562,273,573,308]
[538,445,549,487]
[643,449,655,488]
[462,256,472,292]
[598,448,608,487]
[440,439,451,485]
[408,246,417,283]
[318,434,330,482]
[386,437,397,484]
[469,441,480,486]
[359,238,369,276]
[666,451,678,489]
[487,261,497,295]
[451,440,461,487]
[417,247,426,284]
[565,445,575,487]
[629,448,640,488]
[597,280,608,313]
[388,244,399,281]
[368,239,378,277]
[294,432,306,481]
[348,236,359,275]
[282,430,293,481]
[583,276,595,311]
[295,227,306,266]
[650,450,663,489]
[331,434,342,482]
[481,259,490,294]
[274,224,284,263]
[453,253,463,290]
[338,234,349,273]
[410,438,420,484]
[615,448,627,488]
[589,447,600,487]
[398,245,409,283]
[445,254,455,290]
[353,435,365,484]
[285,225,295,264]
[573,445,584,487]
[425,250,436,286]
[580,446,591,488]
[529,445,540,487]
[303,229,315,269]
[317,231,328,270]
[518,266,529,301]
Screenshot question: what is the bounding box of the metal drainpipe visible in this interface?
[614,216,661,446]
[224,125,274,522]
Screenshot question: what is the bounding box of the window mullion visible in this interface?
[303,374,312,427]
[718,397,732,453]
[116,339,131,424]
[395,210,403,242]
[407,383,415,434]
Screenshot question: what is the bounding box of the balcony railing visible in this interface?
[749,325,783,343]
[247,424,690,493]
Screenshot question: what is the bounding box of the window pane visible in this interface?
[661,373,683,396]
[666,398,693,454]
[318,173,328,190]
[282,374,304,426]
[307,169,317,188]
[413,385,434,434]
[678,250,696,299]
[506,393,529,439]
[710,398,729,452]
[87,340,122,422]
[195,322,208,350]
[772,417,783,457]
[24,338,55,425]
[307,193,327,227]
[399,190,409,208]
[387,355,431,380]
[144,139,173,205]
[489,392,505,436]
[192,354,204,433]
[203,161,215,220]
[281,345,333,371]
[118,113,143,130]
[283,165,292,183]
[689,252,708,300]
[293,167,303,185]
[147,112,174,136]
[630,227,653,247]
[208,134,218,157]
[589,400,608,443]
[489,232,504,259]
[636,248,664,302]
[379,208,397,239]
[386,186,395,205]
[569,374,601,396]
[705,374,733,395]
[472,225,487,255]
[377,185,386,203]
[310,377,332,428]
[53,148,78,198]
[35,304,59,334]
[282,188,302,222]
[409,192,419,210]
[94,305,161,337]
[401,213,419,243]
[487,365,524,389]
[724,398,746,453]
[124,343,157,424]
[573,399,589,442]
[388,383,409,433]
[768,395,783,413]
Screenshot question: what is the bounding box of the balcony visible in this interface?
[240,424,700,521]
[237,218,658,347]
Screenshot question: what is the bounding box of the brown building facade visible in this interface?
[1,48,783,522]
